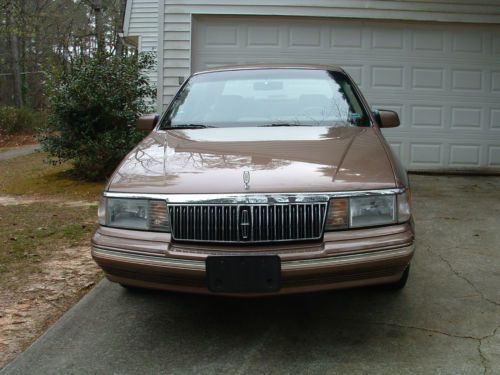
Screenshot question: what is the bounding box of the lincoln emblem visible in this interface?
[243,170,250,190]
[240,209,250,240]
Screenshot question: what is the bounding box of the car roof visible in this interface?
[192,63,345,76]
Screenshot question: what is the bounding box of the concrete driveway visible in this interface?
[0,145,39,161]
[1,175,499,375]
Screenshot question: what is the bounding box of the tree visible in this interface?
[39,53,156,181]
[3,1,23,107]
[83,0,105,55]
[0,0,131,108]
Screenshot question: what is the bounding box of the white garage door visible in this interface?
[191,16,500,171]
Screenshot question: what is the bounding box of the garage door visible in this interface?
[191,16,500,171]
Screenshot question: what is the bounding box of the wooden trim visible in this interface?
[123,0,133,35]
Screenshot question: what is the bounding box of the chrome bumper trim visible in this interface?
[282,244,414,270]
[92,243,414,271]
[103,188,406,204]
[92,247,205,270]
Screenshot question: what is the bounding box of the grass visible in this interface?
[0,203,97,278]
[0,152,104,200]
[0,151,104,278]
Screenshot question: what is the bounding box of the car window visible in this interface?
[160,69,370,128]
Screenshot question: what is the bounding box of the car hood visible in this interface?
[107,126,396,194]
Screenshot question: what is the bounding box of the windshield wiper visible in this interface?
[259,123,308,127]
[168,124,216,129]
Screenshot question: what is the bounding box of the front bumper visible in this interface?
[91,223,415,296]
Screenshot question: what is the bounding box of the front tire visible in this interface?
[119,283,144,293]
[383,264,410,290]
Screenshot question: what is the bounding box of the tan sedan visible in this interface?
[92,64,414,296]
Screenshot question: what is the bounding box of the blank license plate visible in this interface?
[206,256,281,293]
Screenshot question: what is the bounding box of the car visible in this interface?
[91,64,415,296]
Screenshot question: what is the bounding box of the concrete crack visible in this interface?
[478,325,500,375]
[368,321,500,375]
[423,246,500,374]
[367,320,480,341]
[424,245,500,308]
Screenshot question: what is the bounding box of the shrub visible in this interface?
[38,53,156,181]
[0,106,47,135]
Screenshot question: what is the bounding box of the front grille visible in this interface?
[168,203,328,243]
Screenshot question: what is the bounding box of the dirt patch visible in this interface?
[0,149,105,368]
[0,246,102,367]
[0,195,97,207]
[0,199,103,368]
[0,134,37,149]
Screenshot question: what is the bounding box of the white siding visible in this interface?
[124,0,159,96]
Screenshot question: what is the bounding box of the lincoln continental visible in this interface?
[91,64,415,296]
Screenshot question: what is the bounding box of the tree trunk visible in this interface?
[8,12,24,107]
[115,0,127,56]
[93,0,105,55]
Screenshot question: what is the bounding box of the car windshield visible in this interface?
[160,69,371,129]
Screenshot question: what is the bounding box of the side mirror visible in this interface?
[136,114,159,132]
[374,110,400,128]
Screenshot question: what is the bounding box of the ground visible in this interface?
[1,174,499,374]
[0,134,37,149]
[0,149,104,368]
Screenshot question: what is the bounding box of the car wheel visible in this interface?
[119,283,144,292]
[382,264,410,291]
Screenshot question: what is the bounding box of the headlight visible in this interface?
[325,190,411,231]
[350,195,396,228]
[97,197,170,232]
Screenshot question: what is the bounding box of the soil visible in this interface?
[0,196,103,369]
[0,134,37,149]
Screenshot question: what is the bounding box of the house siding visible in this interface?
[124,0,159,98]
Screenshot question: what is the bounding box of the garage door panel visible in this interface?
[412,67,445,90]
[288,25,322,47]
[452,31,484,54]
[410,143,443,165]
[491,109,500,129]
[492,72,500,92]
[412,30,445,52]
[204,24,239,46]
[192,16,500,170]
[449,144,481,166]
[489,146,500,166]
[494,36,500,54]
[330,26,363,48]
[248,25,280,46]
[371,28,404,50]
[451,69,483,91]
[451,107,482,129]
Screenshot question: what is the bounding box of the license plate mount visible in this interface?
[206,255,281,293]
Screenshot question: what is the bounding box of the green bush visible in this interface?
[0,106,47,135]
[38,53,156,181]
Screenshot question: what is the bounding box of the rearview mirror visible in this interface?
[374,110,400,128]
[136,114,159,132]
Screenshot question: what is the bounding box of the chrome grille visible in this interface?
[168,203,327,243]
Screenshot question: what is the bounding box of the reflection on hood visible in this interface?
[108,126,396,194]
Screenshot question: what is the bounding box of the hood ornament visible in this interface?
[243,170,250,190]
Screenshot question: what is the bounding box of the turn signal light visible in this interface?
[325,198,349,230]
